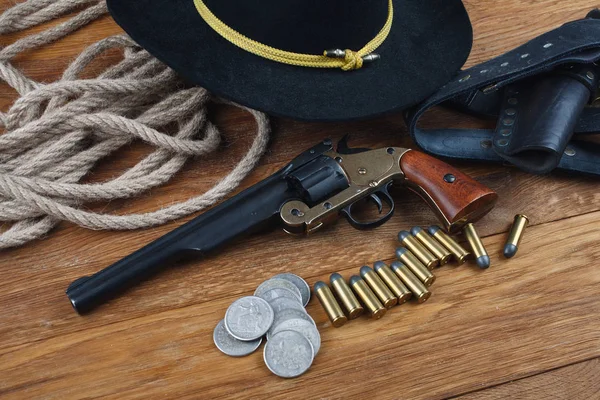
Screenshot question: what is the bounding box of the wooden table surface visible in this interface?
[1,1,599,399]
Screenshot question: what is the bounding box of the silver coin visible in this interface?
[273,273,311,307]
[268,296,306,315]
[264,330,314,378]
[269,318,321,354]
[224,296,274,341]
[254,279,302,303]
[213,319,262,357]
[258,287,302,304]
[268,308,315,338]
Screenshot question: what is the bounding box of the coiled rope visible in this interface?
[0,0,270,249]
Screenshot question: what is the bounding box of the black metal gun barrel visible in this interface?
[66,139,343,314]
[66,173,293,314]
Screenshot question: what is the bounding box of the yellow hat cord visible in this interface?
[192,0,393,71]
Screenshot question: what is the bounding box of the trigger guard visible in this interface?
[341,184,395,230]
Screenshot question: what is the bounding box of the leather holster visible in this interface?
[406,10,600,176]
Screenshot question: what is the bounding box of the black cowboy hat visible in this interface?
[107,0,472,121]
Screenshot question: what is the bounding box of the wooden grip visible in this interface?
[400,150,498,233]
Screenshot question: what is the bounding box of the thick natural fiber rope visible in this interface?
[0,0,271,249]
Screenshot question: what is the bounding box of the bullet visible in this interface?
[427,225,470,264]
[395,247,436,287]
[390,262,431,303]
[330,273,364,319]
[360,266,398,309]
[349,275,386,319]
[398,230,439,269]
[504,214,529,258]
[410,226,452,265]
[373,261,412,304]
[464,223,490,269]
[314,281,348,327]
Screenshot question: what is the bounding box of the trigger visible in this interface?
[368,193,384,214]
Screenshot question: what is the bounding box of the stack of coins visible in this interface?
[213,273,319,378]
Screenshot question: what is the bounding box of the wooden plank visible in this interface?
[1,210,600,399]
[455,358,600,399]
[1,0,599,399]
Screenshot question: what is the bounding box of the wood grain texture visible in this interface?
[455,358,600,400]
[1,1,599,399]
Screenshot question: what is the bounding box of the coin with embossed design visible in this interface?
[224,296,274,341]
[268,308,315,338]
[264,330,314,378]
[273,273,311,306]
[269,318,321,354]
[257,287,302,304]
[267,296,306,315]
[254,279,302,303]
[213,319,262,357]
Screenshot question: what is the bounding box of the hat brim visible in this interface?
[107,0,472,122]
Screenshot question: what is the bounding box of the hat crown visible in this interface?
[204,0,389,54]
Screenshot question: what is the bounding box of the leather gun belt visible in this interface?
[406,10,600,176]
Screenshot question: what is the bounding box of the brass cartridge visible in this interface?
[360,266,398,309]
[411,226,452,265]
[349,275,386,319]
[390,262,431,303]
[373,261,412,304]
[314,281,347,327]
[464,223,490,269]
[427,225,470,264]
[330,273,363,319]
[504,214,529,258]
[395,247,436,287]
[398,230,439,269]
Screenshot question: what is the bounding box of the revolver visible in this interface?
[66,137,498,313]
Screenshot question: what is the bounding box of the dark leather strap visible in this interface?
[406,12,600,175]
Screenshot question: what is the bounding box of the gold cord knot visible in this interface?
[341,50,363,71]
[194,0,393,71]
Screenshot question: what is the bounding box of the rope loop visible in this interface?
[0,0,270,249]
